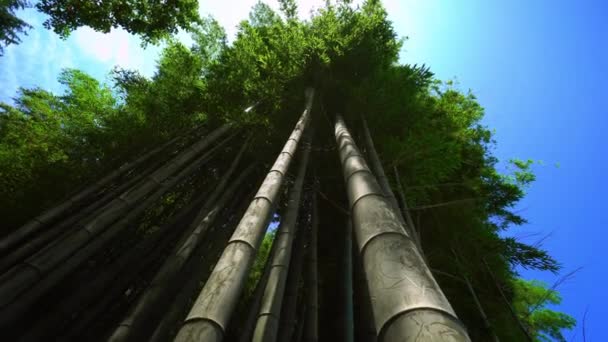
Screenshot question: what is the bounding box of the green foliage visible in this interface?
[244,231,276,298]
[35,0,200,43]
[0,0,31,55]
[513,279,576,341]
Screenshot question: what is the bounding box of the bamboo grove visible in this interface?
[0,0,575,341]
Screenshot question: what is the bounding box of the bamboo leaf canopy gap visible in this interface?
[174,89,315,342]
[334,114,471,342]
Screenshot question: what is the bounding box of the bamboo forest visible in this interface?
[0,0,579,341]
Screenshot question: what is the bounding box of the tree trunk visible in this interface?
[108,141,251,341]
[0,132,231,329]
[174,89,314,342]
[252,129,311,342]
[334,115,470,342]
[0,124,231,311]
[303,187,319,342]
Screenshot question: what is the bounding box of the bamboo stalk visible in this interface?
[360,116,420,250]
[252,131,311,342]
[276,190,310,342]
[451,249,500,342]
[483,259,534,342]
[303,186,319,342]
[174,89,314,342]
[334,115,470,341]
[392,165,420,246]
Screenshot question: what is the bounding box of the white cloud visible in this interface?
[73,27,145,71]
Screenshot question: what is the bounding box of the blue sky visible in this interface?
[1,0,606,340]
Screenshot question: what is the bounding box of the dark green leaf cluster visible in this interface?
[36,0,201,43]
[0,0,32,55]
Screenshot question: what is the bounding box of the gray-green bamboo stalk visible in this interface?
[360,116,420,250]
[0,134,183,255]
[0,124,231,309]
[238,233,279,342]
[303,187,319,342]
[0,132,231,327]
[174,89,314,342]
[275,212,308,342]
[334,115,470,341]
[483,259,534,342]
[108,140,251,342]
[392,165,420,246]
[252,132,311,342]
[344,219,354,342]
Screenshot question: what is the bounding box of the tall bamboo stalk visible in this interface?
[483,259,534,342]
[392,165,420,246]
[451,249,500,342]
[0,133,231,328]
[238,232,279,342]
[334,115,470,341]
[0,134,183,255]
[360,116,420,250]
[344,219,354,342]
[252,132,311,342]
[174,89,314,342]
[108,141,251,341]
[0,124,231,310]
[275,211,308,342]
[303,186,319,342]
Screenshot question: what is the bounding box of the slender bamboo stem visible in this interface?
[451,249,500,342]
[360,116,420,251]
[276,195,310,342]
[392,165,420,246]
[344,219,354,342]
[303,186,319,342]
[252,130,311,342]
[483,259,534,342]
